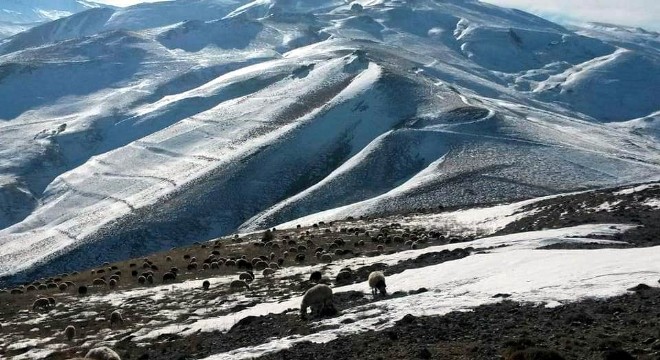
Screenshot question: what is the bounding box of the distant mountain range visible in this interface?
[0,0,102,38]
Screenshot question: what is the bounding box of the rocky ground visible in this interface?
[260,286,660,360]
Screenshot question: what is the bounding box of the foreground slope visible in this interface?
[0,0,659,283]
[1,182,659,359]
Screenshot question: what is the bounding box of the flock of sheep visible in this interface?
[2,223,417,359]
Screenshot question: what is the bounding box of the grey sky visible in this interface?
[483,0,659,31]
[94,0,660,31]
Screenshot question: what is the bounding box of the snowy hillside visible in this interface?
[0,0,101,39]
[0,0,659,284]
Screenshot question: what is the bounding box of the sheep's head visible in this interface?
[376,280,387,295]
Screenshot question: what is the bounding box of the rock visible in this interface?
[627,283,652,292]
[602,349,635,360]
[418,347,432,359]
[493,293,511,298]
[399,314,417,324]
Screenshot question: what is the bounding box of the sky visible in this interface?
[93,0,660,31]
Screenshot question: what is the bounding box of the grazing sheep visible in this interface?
[110,310,123,327]
[239,272,254,282]
[295,253,306,263]
[138,276,146,284]
[225,260,236,267]
[229,280,250,292]
[262,268,275,276]
[269,262,279,270]
[277,258,285,266]
[166,256,172,262]
[376,245,384,252]
[33,298,51,310]
[320,254,333,263]
[85,346,121,360]
[368,271,387,296]
[65,325,76,340]
[309,271,322,283]
[26,285,37,292]
[335,271,354,285]
[211,262,219,269]
[131,270,138,277]
[203,280,210,290]
[300,284,334,320]
[109,279,117,288]
[48,297,56,306]
[78,285,88,296]
[254,261,269,271]
[162,272,176,282]
[92,278,107,286]
[38,284,48,290]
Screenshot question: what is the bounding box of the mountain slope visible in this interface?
[0,0,659,284]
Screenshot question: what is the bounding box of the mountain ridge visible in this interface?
[0,0,658,284]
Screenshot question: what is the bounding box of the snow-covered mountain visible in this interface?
[0,0,101,39]
[0,0,659,284]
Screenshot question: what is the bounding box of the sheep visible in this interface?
[320,254,333,263]
[78,285,88,296]
[108,279,117,288]
[262,268,275,276]
[137,276,146,284]
[65,325,76,340]
[254,261,269,271]
[48,297,56,306]
[300,284,334,320]
[33,298,51,311]
[85,346,121,360]
[269,262,279,270]
[110,310,123,328]
[230,280,250,292]
[162,272,176,282]
[335,271,354,285]
[239,272,254,282]
[93,278,107,286]
[202,280,211,290]
[309,271,322,283]
[368,271,387,297]
[147,275,154,284]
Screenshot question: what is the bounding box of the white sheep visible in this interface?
[368,271,387,297]
[85,346,121,360]
[300,284,334,319]
[110,310,123,328]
